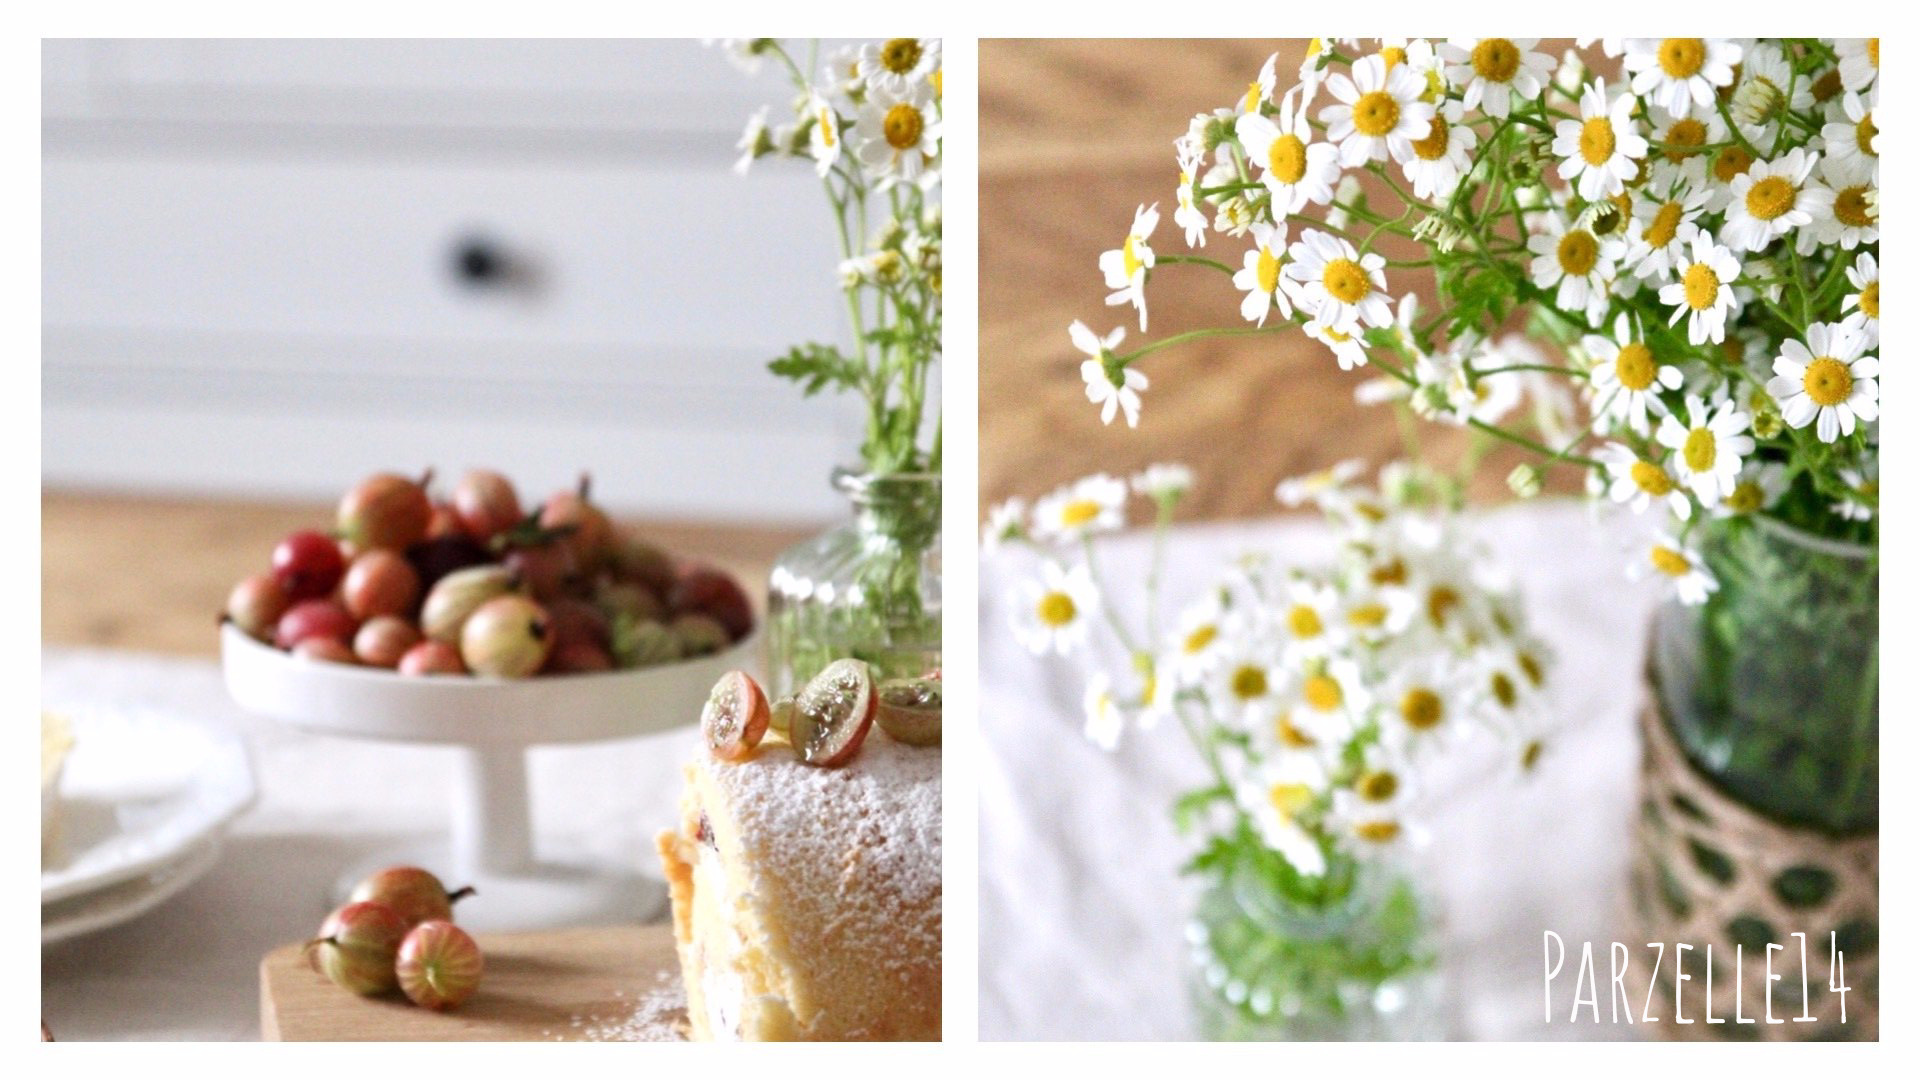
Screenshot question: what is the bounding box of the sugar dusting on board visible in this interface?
[551,972,689,1041]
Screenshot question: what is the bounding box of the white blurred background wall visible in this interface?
[43,39,858,522]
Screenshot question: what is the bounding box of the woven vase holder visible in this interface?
[1630,703,1878,1041]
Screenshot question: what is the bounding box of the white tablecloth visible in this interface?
[40,649,694,1041]
[979,500,1658,1041]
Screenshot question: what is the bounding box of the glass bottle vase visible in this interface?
[765,469,941,699]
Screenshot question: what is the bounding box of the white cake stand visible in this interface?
[221,622,753,931]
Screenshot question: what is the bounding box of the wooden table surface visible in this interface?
[980,39,1560,520]
[42,491,814,658]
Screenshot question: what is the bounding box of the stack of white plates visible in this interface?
[41,707,256,946]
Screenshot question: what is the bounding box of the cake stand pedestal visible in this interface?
[221,623,754,932]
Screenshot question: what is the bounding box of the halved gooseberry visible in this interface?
[768,695,797,736]
[702,670,770,761]
[876,677,942,747]
[791,659,876,767]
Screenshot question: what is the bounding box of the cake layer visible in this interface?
[657,732,940,1041]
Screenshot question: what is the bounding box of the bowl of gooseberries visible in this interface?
[221,469,758,743]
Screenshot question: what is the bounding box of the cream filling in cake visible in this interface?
[657,732,941,1041]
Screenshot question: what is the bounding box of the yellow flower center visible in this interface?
[1490,671,1518,708]
[1399,688,1443,730]
[817,107,836,148]
[1121,232,1145,279]
[1266,133,1309,183]
[1352,91,1401,137]
[1518,652,1545,686]
[1682,427,1717,473]
[1379,46,1407,70]
[1355,820,1402,843]
[1348,603,1388,628]
[1662,118,1707,162]
[1037,591,1077,627]
[1868,38,1879,70]
[1646,201,1685,248]
[1658,38,1707,78]
[1631,460,1674,496]
[1427,585,1460,628]
[1579,116,1617,166]
[1371,558,1407,586]
[1303,674,1343,711]
[1594,193,1633,236]
[1269,782,1313,820]
[931,69,941,98]
[1615,343,1658,390]
[1683,262,1721,310]
[1276,715,1317,748]
[1650,546,1692,577]
[880,38,923,75]
[1231,664,1269,700]
[1556,230,1600,276]
[1472,39,1521,82]
[1857,113,1878,157]
[1858,281,1879,319]
[1357,769,1399,801]
[1287,604,1324,638]
[1834,185,1875,228]
[1059,498,1103,527]
[1521,740,1544,770]
[1802,357,1854,407]
[1713,145,1754,184]
[1243,80,1264,113]
[1726,481,1765,514]
[882,103,924,150]
[1812,68,1843,102]
[1321,258,1370,303]
[1255,247,1284,294]
[1745,175,1796,221]
[1411,115,1451,161]
[1184,624,1218,654]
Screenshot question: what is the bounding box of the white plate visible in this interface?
[42,837,223,946]
[221,622,758,746]
[40,706,256,905]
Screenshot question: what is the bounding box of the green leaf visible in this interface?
[767,343,862,398]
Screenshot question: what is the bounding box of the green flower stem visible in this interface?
[1115,323,1293,368]
[1158,253,1239,276]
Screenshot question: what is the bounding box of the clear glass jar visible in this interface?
[765,469,941,699]
[1650,514,1878,834]
[1185,858,1446,1041]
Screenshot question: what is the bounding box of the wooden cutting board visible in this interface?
[260,923,686,1041]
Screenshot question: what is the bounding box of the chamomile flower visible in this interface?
[1377,659,1464,753]
[1276,459,1366,509]
[1173,140,1209,247]
[1728,42,1812,139]
[1211,640,1282,722]
[1718,460,1786,517]
[1832,466,1878,522]
[1032,473,1128,542]
[1647,106,1726,166]
[1304,318,1369,372]
[1721,149,1833,252]
[1842,251,1879,341]
[1375,38,1446,102]
[1239,52,1278,114]
[981,497,1027,554]
[1277,578,1344,659]
[1528,211,1624,323]
[1584,315,1683,437]
[1241,754,1329,876]
[1806,154,1877,251]
[1438,38,1553,120]
[1330,749,1413,849]
[1401,100,1478,200]
[733,106,773,175]
[1836,38,1878,94]
[1132,463,1194,502]
[1766,321,1879,442]
[1232,222,1295,327]
[1624,161,1711,280]
[1655,392,1754,504]
[1296,37,1336,100]
[1622,38,1742,118]
[804,93,842,177]
[1280,658,1370,747]
[1071,320,1147,428]
[1631,532,1717,606]
[1170,600,1229,682]
[1283,229,1392,334]
[1082,673,1125,750]
[853,84,940,188]
[1012,561,1098,657]
[1236,90,1341,215]
[1320,55,1434,167]
[1098,204,1160,331]
[1552,80,1649,201]
[1597,442,1693,520]
[1821,91,1879,169]
[856,38,939,97]
[1660,233,1742,345]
